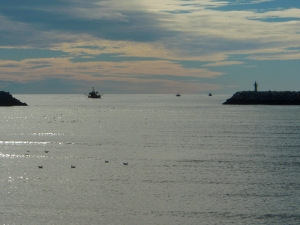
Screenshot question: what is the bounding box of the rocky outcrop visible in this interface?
[0,91,28,106]
[223,91,300,105]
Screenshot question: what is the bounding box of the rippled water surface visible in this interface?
[1,94,300,224]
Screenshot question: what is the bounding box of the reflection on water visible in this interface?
[0,141,50,145]
[0,95,300,224]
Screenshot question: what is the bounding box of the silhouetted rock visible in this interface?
[223,91,300,105]
[0,91,28,106]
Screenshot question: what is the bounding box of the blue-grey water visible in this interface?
[1,94,299,224]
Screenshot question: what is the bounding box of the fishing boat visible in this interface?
[86,87,101,99]
[176,93,181,97]
[208,93,212,96]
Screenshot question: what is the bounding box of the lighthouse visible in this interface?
[254,81,258,92]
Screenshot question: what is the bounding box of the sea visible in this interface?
[0,94,299,225]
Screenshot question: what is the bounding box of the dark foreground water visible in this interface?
[1,94,299,224]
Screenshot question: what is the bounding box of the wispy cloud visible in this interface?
[203,61,244,67]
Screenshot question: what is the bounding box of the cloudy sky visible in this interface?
[0,0,299,94]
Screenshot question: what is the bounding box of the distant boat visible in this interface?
[86,87,101,99]
[176,93,181,97]
[208,93,212,96]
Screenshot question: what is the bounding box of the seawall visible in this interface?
[0,91,28,106]
[223,91,300,105]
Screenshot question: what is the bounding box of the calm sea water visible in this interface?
[1,94,299,225]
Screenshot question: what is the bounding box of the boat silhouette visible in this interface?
[85,87,101,99]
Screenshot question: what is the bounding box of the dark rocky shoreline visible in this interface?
[0,91,28,106]
[223,91,300,105]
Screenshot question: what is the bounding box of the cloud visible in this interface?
[0,56,223,93]
[0,0,299,93]
[0,57,223,82]
[0,0,177,44]
[1,0,299,59]
[203,61,244,67]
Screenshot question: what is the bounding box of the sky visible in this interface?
[0,0,300,94]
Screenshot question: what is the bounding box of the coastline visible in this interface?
[223,91,300,105]
[0,91,28,106]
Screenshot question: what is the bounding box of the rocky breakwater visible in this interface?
[223,91,300,105]
[0,91,28,106]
